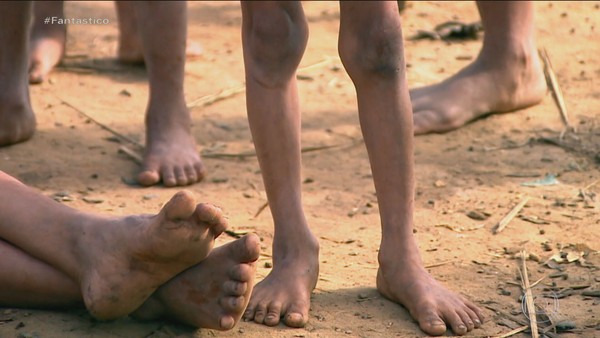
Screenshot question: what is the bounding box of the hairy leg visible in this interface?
[0,170,225,319]
[411,1,546,134]
[131,1,205,187]
[0,1,36,146]
[240,2,319,328]
[28,0,66,84]
[339,2,484,336]
[134,234,260,330]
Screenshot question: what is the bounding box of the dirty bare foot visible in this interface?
[133,234,260,330]
[79,191,226,319]
[137,101,205,187]
[376,248,485,336]
[29,1,66,84]
[411,49,546,135]
[243,236,319,328]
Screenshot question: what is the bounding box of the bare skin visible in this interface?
[0,170,225,320]
[28,1,66,84]
[5,1,203,186]
[240,2,484,335]
[0,229,258,330]
[133,234,260,330]
[0,2,36,146]
[411,1,547,135]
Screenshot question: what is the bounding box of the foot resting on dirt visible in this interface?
[133,233,260,330]
[376,248,485,336]
[411,49,547,135]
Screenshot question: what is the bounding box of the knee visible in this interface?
[339,22,405,82]
[243,8,308,87]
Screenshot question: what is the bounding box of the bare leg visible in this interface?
[29,0,66,84]
[338,2,484,336]
[115,1,145,64]
[411,1,546,134]
[131,1,205,187]
[0,230,258,330]
[133,234,260,330]
[240,2,319,328]
[0,2,37,146]
[0,170,225,319]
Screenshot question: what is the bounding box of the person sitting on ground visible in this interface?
[1,1,204,187]
[239,2,484,336]
[0,169,259,330]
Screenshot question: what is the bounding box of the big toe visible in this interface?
[283,310,308,328]
[231,234,261,263]
[416,309,448,336]
[163,190,197,220]
[138,169,161,186]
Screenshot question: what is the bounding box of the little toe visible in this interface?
[194,163,207,181]
[184,165,198,184]
[29,63,45,84]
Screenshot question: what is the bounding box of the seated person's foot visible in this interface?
[133,234,260,330]
[78,191,227,319]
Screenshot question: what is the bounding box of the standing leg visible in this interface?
[29,0,66,84]
[338,2,484,336]
[411,1,546,134]
[0,1,37,146]
[240,1,319,328]
[115,1,145,64]
[130,1,205,187]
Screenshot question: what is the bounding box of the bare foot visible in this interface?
[376,250,485,336]
[0,97,37,146]
[79,191,226,319]
[29,2,66,84]
[411,49,547,135]
[243,236,319,328]
[133,234,260,330]
[138,102,205,187]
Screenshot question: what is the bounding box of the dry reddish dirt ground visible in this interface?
[1,1,599,337]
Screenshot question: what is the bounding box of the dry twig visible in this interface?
[519,250,540,338]
[493,197,530,234]
[539,48,573,138]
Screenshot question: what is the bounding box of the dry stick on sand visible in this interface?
[539,48,573,139]
[492,196,530,234]
[519,250,540,338]
[495,325,530,338]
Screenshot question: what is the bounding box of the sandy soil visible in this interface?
[0,1,599,337]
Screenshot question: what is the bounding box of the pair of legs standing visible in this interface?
[239,1,545,335]
[0,1,203,187]
[0,170,259,330]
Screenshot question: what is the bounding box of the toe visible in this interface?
[222,295,246,312]
[416,309,447,336]
[223,280,247,296]
[161,167,178,187]
[174,167,189,186]
[164,190,197,220]
[283,303,308,328]
[264,302,283,326]
[243,304,256,322]
[445,310,468,336]
[252,301,269,324]
[219,315,235,330]
[184,165,198,184]
[194,162,207,181]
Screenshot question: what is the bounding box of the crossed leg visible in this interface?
[411,1,546,134]
[0,170,224,319]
